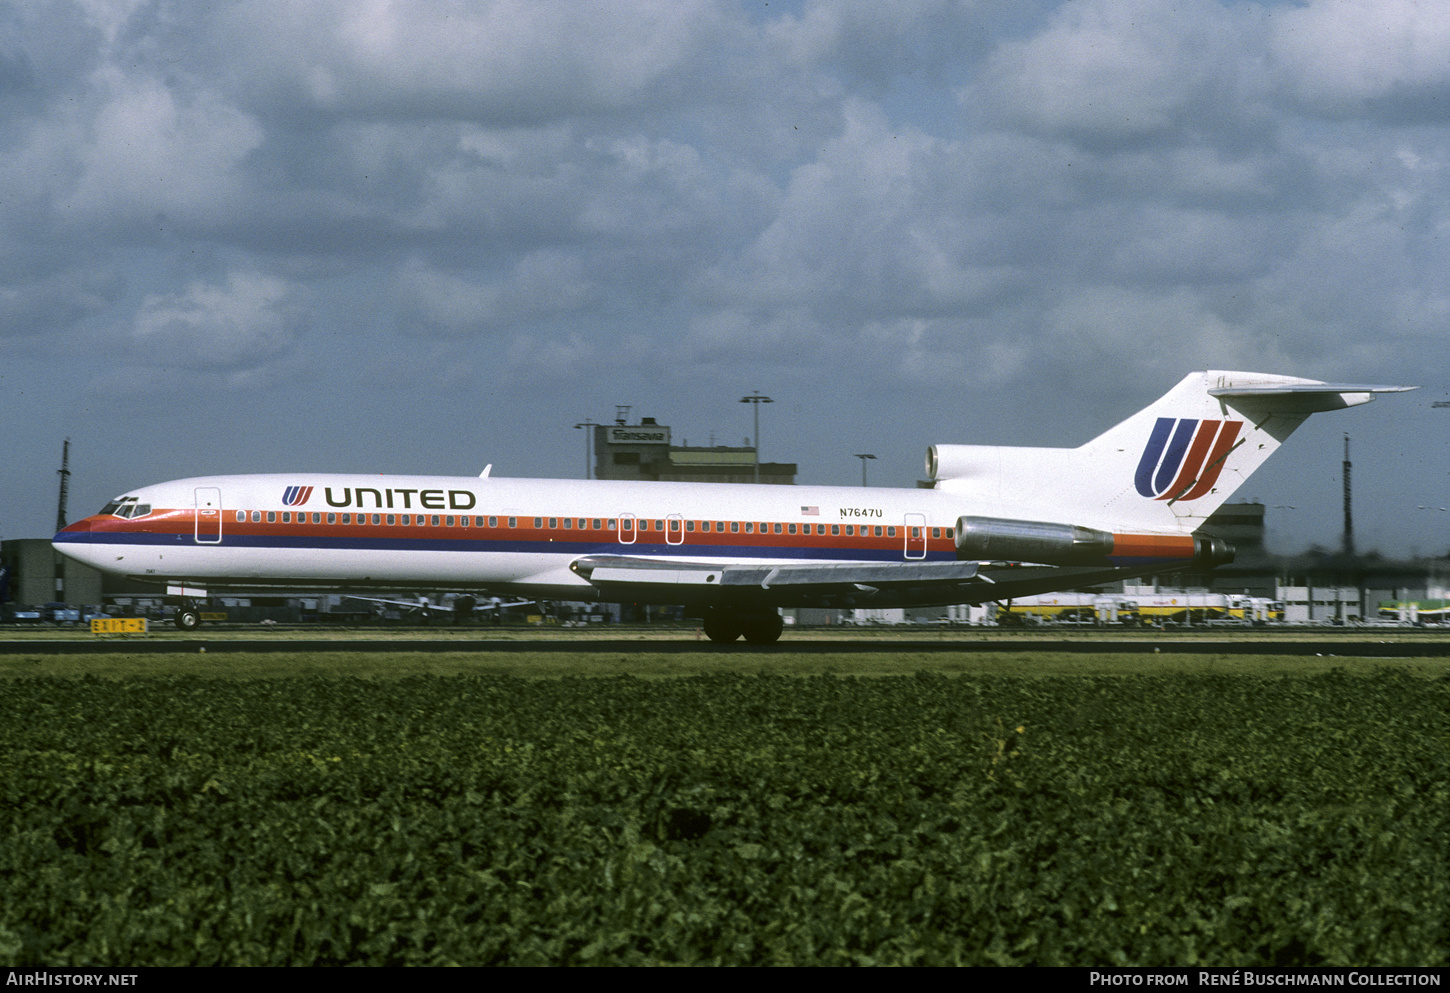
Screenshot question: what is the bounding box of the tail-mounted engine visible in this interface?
[954,516,1234,568]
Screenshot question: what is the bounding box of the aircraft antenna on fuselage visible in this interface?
[480,464,493,478]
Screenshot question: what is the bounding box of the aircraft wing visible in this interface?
[572,554,983,608]
[571,554,1205,609]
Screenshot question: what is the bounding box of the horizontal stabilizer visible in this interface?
[1208,380,1416,412]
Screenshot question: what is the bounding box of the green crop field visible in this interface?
[1,652,1445,966]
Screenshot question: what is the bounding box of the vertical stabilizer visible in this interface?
[928,371,1414,534]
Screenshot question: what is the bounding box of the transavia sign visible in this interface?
[607,426,670,445]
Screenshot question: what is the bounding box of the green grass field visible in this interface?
[2,645,1448,681]
[2,646,1445,966]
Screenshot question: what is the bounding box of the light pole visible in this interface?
[739,392,773,484]
[573,420,599,479]
[853,453,876,487]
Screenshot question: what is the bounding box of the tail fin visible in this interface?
[929,371,1414,534]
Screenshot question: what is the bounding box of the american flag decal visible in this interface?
[800,505,819,516]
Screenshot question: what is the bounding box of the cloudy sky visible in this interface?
[3,0,1447,558]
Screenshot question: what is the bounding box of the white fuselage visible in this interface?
[54,473,968,598]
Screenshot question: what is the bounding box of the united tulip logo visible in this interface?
[1135,418,1242,501]
[282,485,314,506]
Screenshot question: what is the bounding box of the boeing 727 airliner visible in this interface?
[53,371,1413,641]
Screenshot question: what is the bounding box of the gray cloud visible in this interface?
[1,0,1445,557]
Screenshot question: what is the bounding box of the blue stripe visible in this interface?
[54,530,952,563]
[1152,419,1199,497]
[1134,417,1175,498]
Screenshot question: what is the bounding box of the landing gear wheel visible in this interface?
[739,610,784,645]
[175,607,201,631]
[701,610,742,644]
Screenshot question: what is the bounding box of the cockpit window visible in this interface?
[103,497,139,518]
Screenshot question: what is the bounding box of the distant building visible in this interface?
[1203,501,1265,557]
[0,538,104,607]
[594,415,796,484]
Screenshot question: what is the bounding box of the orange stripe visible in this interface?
[1179,421,1241,501]
[1161,422,1220,501]
[1110,534,1196,559]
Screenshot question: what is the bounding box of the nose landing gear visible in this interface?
[173,598,202,630]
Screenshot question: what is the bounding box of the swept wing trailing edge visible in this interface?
[53,371,1414,641]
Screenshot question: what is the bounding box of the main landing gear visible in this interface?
[701,607,785,645]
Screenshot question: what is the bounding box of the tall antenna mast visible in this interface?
[1341,434,1354,557]
[55,438,71,533]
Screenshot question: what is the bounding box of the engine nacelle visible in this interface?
[926,444,991,482]
[954,516,1234,568]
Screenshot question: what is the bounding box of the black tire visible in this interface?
[175,608,201,631]
[740,610,784,645]
[701,610,742,644]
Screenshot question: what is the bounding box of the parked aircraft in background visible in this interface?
[341,594,534,623]
[53,371,1412,642]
